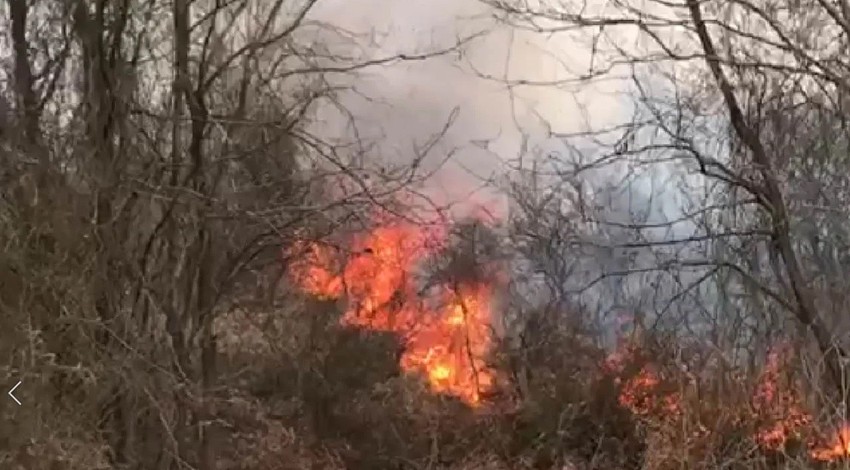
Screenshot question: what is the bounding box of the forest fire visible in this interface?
[605,338,850,462]
[289,218,495,406]
[602,340,682,419]
[292,218,850,459]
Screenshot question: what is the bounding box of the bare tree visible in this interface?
[0,0,469,467]
[481,0,850,405]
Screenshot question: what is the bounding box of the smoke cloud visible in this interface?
[307,0,632,218]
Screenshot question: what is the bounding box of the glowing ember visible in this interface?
[750,344,813,452]
[601,334,850,462]
[811,424,850,461]
[617,366,681,417]
[748,345,850,461]
[446,305,465,326]
[430,364,452,382]
[289,218,495,406]
[603,338,681,420]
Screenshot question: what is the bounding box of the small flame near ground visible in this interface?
[605,337,850,462]
[811,424,850,461]
[289,217,495,406]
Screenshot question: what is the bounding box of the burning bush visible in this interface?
[288,213,500,406]
[596,335,850,468]
[281,212,850,469]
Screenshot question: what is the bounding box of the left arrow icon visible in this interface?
[8,380,21,405]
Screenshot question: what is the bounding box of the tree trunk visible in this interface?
[688,0,849,397]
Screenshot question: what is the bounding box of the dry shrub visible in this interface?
[0,436,111,470]
[225,400,342,470]
[603,336,837,470]
[1,172,111,468]
[216,293,490,468]
[485,326,647,469]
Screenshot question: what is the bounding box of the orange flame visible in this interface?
[612,339,850,462]
[811,424,850,461]
[748,344,816,454]
[289,218,495,406]
[618,367,681,417]
[603,338,682,420]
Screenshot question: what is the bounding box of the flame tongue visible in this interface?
[605,339,850,462]
[290,219,494,406]
[812,425,850,461]
[401,283,494,405]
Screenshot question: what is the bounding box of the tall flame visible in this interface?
[289,218,495,406]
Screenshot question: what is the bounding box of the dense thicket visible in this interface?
[3,0,850,469]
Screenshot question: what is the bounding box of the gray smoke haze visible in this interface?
[304,0,708,331]
[307,0,636,218]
